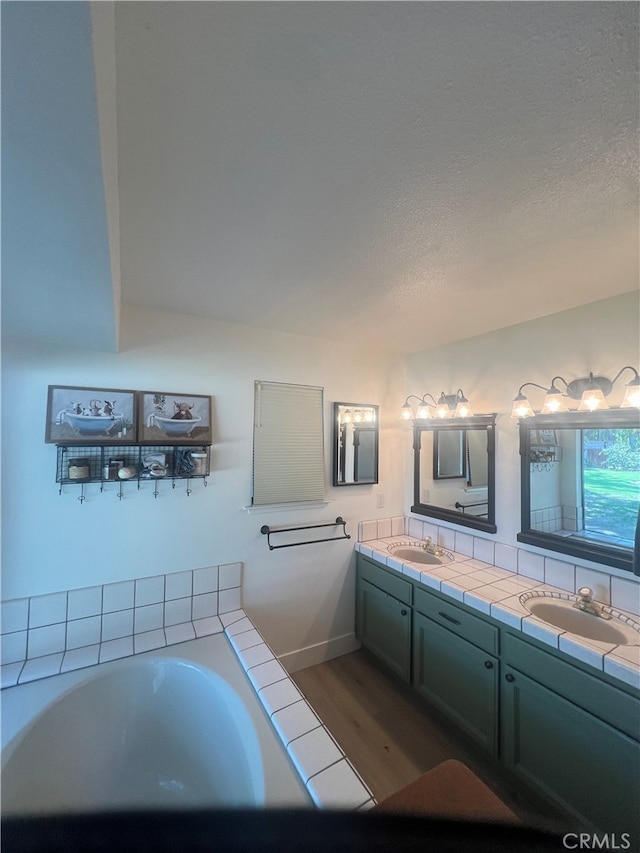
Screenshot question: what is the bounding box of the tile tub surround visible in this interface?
[1,601,375,811]
[0,563,374,809]
[223,609,375,810]
[355,533,640,690]
[0,563,243,688]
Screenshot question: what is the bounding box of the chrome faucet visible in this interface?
[573,587,611,620]
[422,538,444,557]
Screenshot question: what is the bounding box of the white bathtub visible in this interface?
[1,635,310,815]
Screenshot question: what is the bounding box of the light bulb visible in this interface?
[541,388,567,414]
[578,388,608,411]
[511,395,534,419]
[621,379,640,409]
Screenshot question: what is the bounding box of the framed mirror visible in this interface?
[411,415,497,533]
[433,430,465,479]
[518,409,639,574]
[333,403,379,486]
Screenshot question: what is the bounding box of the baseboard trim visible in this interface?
[279,632,361,674]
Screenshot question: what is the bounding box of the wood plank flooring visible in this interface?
[291,648,568,831]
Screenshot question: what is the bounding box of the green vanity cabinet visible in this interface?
[355,551,640,833]
[356,556,413,682]
[413,610,499,755]
[501,633,640,838]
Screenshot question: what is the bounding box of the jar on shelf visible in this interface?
[68,458,90,480]
[191,452,207,476]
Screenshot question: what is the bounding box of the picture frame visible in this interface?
[45,385,137,444]
[137,392,212,445]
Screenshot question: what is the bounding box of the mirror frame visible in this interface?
[518,409,639,574]
[332,402,379,487]
[411,414,497,533]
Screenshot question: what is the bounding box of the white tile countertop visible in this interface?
[356,537,640,691]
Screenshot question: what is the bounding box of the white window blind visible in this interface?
[252,381,325,506]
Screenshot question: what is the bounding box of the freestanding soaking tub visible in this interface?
[1,635,309,815]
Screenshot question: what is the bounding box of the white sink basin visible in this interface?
[520,594,640,645]
[387,544,451,566]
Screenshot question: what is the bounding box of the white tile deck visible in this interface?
[306,759,373,809]
[19,653,64,683]
[272,700,322,746]
[287,726,343,783]
[247,658,289,690]
[61,645,100,672]
[238,642,274,669]
[258,678,304,716]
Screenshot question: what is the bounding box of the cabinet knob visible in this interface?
[505,673,515,683]
[400,609,407,616]
[484,660,493,669]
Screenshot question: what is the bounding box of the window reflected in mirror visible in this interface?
[519,410,639,573]
[333,403,379,486]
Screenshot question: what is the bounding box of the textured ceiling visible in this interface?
[114,2,638,353]
[7,2,637,355]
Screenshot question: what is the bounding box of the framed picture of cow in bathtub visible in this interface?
[45,385,138,444]
[137,391,213,445]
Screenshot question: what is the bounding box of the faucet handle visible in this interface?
[577,587,593,601]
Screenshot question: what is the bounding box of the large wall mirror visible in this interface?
[412,415,497,533]
[519,410,639,574]
[333,403,379,486]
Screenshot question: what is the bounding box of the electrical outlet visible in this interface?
[376,494,384,508]
[423,489,431,503]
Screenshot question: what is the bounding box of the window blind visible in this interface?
[252,381,325,505]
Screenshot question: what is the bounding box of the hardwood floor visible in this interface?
[291,648,568,831]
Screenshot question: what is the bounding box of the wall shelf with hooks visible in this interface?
[529,445,561,472]
[55,444,211,501]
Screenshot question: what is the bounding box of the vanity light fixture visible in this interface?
[339,406,376,425]
[510,366,640,418]
[400,389,474,421]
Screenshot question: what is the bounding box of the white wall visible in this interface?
[1,1,118,351]
[404,291,640,586]
[1,304,406,667]
[3,292,638,664]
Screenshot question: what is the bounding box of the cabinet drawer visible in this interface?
[357,554,412,606]
[414,587,498,655]
[503,632,640,741]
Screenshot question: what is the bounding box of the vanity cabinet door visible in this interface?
[413,611,499,756]
[356,578,412,682]
[501,666,640,837]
